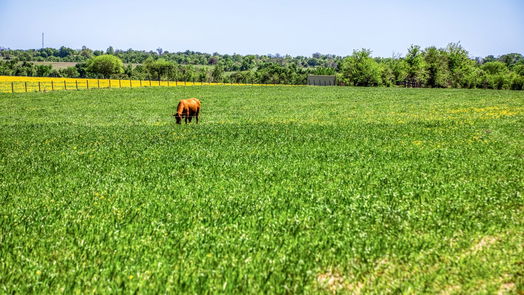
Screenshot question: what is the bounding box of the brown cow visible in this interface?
[173,98,201,124]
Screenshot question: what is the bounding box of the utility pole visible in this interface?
[42,32,44,49]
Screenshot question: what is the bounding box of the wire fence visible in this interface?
[0,76,293,93]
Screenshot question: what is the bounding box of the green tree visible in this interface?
[387,58,409,85]
[498,53,524,68]
[211,65,224,82]
[80,46,93,59]
[144,58,175,81]
[379,62,395,87]
[58,46,74,58]
[311,67,336,75]
[35,64,52,77]
[339,49,382,86]
[446,43,475,88]
[481,61,508,75]
[513,64,524,76]
[59,66,79,78]
[480,61,512,90]
[240,55,255,71]
[106,46,115,55]
[86,55,124,78]
[75,62,90,78]
[405,45,428,86]
[510,65,524,90]
[424,46,450,88]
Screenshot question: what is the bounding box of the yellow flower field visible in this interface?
[0,76,281,93]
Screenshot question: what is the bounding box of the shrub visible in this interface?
[339,49,382,86]
[481,62,508,75]
[86,55,124,78]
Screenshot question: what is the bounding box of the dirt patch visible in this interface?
[469,236,498,255]
[316,271,364,294]
[497,282,515,295]
[439,285,461,295]
[317,271,346,293]
[459,235,499,260]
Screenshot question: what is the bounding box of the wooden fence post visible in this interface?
[25,82,28,92]
[64,80,67,90]
[98,79,100,89]
[149,80,152,87]
[140,80,142,87]
[119,80,122,88]
[76,80,79,90]
[108,79,111,88]
[51,81,54,91]
[11,82,14,93]
[38,82,41,92]
[130,80,132,88]
[87,80,89,89]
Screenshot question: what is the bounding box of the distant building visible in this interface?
[307,75,336,86]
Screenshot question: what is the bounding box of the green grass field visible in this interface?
[1,86,523,294]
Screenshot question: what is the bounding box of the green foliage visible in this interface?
[106,46,115,55]
[513,64,524,76]
[477,62,516,90]
[389,58,409,84]
[0,45,523,89]
[58,67,80,78]
[340,49,382,86]
[58,46,75,58]
[174,65,197,82]
[311,67,336,75]
[255,63,307,84]
[498,53,524,68]
[35,64,53,77]
[511,75,524,90]
[482,61,509,75]
[144,58,176,81]
[86,55,124,78]
[379,62,395,86]
[75,62,89,78]
[446,43,476,88]
[405,45,428,85]
[240,55,255,71]
[1,87,523,293]
[424,47,450,88]
[80,46,93,59]
[211,64,224,82]
[229,70,256,84]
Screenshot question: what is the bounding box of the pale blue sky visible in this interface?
[0,0,522,57]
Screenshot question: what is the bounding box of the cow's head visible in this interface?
[173,113,182,124]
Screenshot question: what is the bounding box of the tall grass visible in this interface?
[1,86,523,293]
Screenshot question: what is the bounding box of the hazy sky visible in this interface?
[0,0,522,58]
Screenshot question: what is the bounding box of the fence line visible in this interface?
[0,76,294,94]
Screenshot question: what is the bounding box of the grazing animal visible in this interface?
[173,98,201,124]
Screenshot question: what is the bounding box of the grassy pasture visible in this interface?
[32,62,79,70]
[0,86,523,294]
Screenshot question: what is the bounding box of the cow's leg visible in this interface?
[188,112,193,123]
[195,109,199,123]
[185,111,190,124]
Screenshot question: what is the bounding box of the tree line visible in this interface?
[0,44,522,90]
